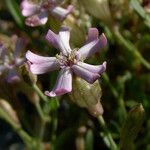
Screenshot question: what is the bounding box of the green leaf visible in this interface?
[5,0,24,28]
[130,0,146,18]
[130,0,150,28]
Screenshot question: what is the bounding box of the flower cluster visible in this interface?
[26,27,107,97]
[21,0,73,27]
[0,36,25,83]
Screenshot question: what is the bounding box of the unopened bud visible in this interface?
[0,99,21,127]
[88,101,104,117]
[69,77,103,117]
[20,63,37,86]
[64,15,86,47]
[80,0,114,27]
[120,104,145,150]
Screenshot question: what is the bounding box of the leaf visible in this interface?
[5,0,24,28]
[130,0,146,18]
[130,0,150,28]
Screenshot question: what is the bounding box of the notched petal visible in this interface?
[26,50,56,63]
[72,64,100,84]
[86,28,99,43]
[77,33,107,60]
[29,61,59,74]
[50,5,73,21]
[77,61,107,74]
[45,68,72,97]
[21,0,40,17]
[25,12,48,27]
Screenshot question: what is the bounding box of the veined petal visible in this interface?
[25,12,48,27]
[50,5,73,21]
[77,33,107,60]
[21,0,40,17]
[28,61,60,74]
[77,61,106,74]
[26,50,56,64]
[45,67,72,97]
[45,29,60,49]
[86,28,99,43]
[72,64,100,84]
[45,27,72,55]
[58,26,72,55]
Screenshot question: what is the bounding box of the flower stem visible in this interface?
[32,84,48,102]
[0,108,35,149]
[113,27,150,70]
[97,115,118,150]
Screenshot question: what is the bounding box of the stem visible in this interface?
[97,115,118,150]
[32,84,48,102]
[51,110,58,150]
[103,73,127,117]
[0,108,35,149]
[35,102,48,122]
[113,27,150,70]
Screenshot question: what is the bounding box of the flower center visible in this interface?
[56,49,78,68]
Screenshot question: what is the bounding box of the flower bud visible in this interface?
[0,99,21,127]
[69,77,103,117]
[64,15,86,47]
[80,0,114,27]
[120,104,145,150]
[20,63,37,86]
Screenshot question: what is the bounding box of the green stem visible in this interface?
[103,73,119,99]
[0,108,35,149]
[35,102,48,122]
[113,27,150,70]
[97,115,118,150]
[51,111,58,150]
[102,73,127,119]
[32,84,48,102]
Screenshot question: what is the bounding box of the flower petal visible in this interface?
[76,61,106,74]
[25,12,48,27]
[72,64,100,84]
[86,28,99,43]
[50,5,73,21]
[26,50,56,64]
[77,33,107,60]
[45,29,60,49]
[28,61,59,74]
[58,26,72,55]
[21,0,40,17]
[45,67,72,97]
[45,27,72,55]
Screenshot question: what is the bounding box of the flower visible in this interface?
[26,27,107,97]
[21,0,73,27]
[0,36,26,83]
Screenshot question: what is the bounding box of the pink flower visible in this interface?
[26,27,107,97]
[21,0,73,27]
[0,36,26,83]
